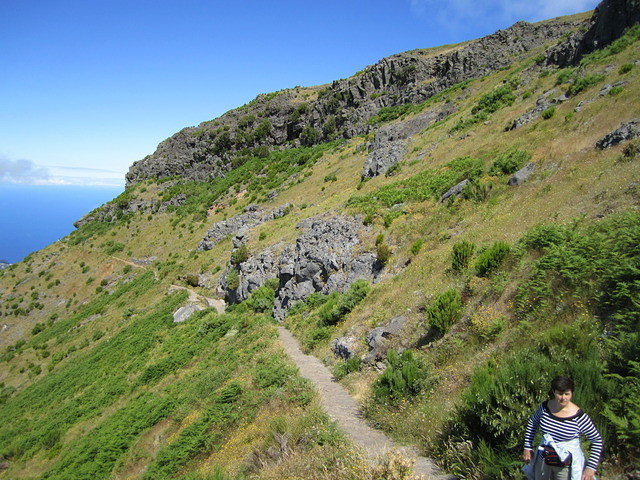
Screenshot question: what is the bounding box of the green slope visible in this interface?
[1,21,639,480]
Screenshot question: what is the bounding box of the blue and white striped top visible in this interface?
[524,401,603,471]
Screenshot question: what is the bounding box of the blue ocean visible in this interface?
[0,185,123,264]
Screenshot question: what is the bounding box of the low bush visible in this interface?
[451,240,475,272]
[541,106,556,119]
[371,349,429,402]
[318,279,370,326]
[230,244,250,265]
[244,278,279,314]
[475,241,511,277]
[376,242,392,267]
[426,288,463,336]
[410,239,424,255]
[566,74,606,96]
[488,149,531,176]
[333,356,362,380]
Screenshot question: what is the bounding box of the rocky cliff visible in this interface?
[125,15,592,186]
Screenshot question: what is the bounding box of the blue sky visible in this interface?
[0,0,599,188]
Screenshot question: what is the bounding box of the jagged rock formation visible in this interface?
[197,203,291,251]
[362,104,453,178]
[219,215,380,320]
[125,17,587,186]
[596,119,640,148]
[548,0,640,65]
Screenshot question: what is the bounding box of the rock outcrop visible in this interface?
[197,203,291,251]
[74,193,186,228]
[362,105,454,178]
[596,119,640,149]
[548,0,640,66]
[219,215,380,320]
[125,17,586,186]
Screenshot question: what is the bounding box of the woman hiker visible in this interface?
[522,375,603,480]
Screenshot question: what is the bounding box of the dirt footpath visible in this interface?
[277,327,453,480]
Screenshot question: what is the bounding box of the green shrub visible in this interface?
[318,279,370,326]
[426,288,463,336]
[541,106,556,119]
[333,356,362,380]
[244,278,279,314]
[376,242,392,267]
[230,244,249,265]
[619,63,634,74]
[410,239,424,255]
[621,139,640,162]
[566,74,606,96]
[225,269,240,290]
[488,149,531,176]
[324,172,338,182]
[475,242,511,276]
[609,86,624,96]
[31,323,46,336]
[517,223,573,252]
[372,349,429,402]
[451,240,475,272]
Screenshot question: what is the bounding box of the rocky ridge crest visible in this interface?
[125,17,589,186]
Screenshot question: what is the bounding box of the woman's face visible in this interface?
[554,389,573,407]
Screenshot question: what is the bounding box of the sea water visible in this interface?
[0,184,123,264]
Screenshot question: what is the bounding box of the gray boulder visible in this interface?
[596,120,640,149]
[173,303,204,323]
[441,179,470,202]
[364,315,409,363]
[508,163,535,186]
[331,336,360,360]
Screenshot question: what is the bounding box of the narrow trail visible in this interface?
[168,284,226,314]
[277,327,453,480]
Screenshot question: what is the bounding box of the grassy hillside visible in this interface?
[1,21,639,480]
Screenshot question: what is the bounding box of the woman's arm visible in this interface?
[524,403,544,451]
[577,413,603,472]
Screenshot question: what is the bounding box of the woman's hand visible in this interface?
[522,449,532,464]
[582,467,596,480]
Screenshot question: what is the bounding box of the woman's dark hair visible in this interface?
[551,375,575,393]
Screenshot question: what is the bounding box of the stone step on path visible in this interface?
[277,327,454,480]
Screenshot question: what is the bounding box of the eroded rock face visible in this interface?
[549,0,640,66]
[125,17,584,186]
[197,203,291,251]
[508,163,535,186]
[362,105,454,179]
[219,215,381,320]
[596,120,640,149]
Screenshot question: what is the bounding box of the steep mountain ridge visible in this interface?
[125,14,590,186]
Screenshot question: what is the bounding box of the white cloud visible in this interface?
[0,155,124,187]
[0,155,52,184]
[410,0,599,36]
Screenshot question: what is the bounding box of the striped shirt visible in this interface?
[524,401,603,471]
